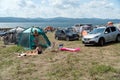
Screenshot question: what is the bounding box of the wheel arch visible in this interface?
[99,37,105,42]
[98,37,105,46]
[116,34,120,42]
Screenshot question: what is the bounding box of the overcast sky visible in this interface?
[0,0,120,19]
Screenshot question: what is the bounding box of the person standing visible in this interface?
[107,21,114,27]
[33,30,39,48]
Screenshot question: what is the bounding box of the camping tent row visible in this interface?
[3,27,51,49]
[73,24,93,33]
[3,27,25,44]
[18,27,51,49]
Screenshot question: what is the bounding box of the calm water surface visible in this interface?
[0,22,76,28]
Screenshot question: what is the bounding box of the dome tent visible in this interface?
[7,26,24,33]
[18,27,51,49]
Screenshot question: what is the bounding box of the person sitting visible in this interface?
[36,46,42,54]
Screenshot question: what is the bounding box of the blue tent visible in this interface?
[18,27,51,49]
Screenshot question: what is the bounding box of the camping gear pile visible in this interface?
[44,26,55,33]
[3,27,24,45]
[73,24,93,37]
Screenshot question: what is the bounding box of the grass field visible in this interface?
[0,32,120,80]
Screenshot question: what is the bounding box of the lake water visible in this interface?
[0,22,76,28]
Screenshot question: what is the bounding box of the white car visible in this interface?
[82,26,120,46]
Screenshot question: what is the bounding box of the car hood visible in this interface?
[66,32,78,36]
[83,33,101,38]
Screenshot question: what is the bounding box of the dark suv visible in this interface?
[55,29,79,41]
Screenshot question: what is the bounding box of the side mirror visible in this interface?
[105,31,108,34]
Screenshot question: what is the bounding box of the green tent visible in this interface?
[18,27,51,49]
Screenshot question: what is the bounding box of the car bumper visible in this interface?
[69,35,79,40]
[82,38,99,44]
[72,37,79,40]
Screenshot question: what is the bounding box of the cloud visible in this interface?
[50,0,80,9]
[0,0,119,19]
[18,0,36,8]
[0,0,38,17]
[18,0,27,7]
[79,0,120,19]
[0,0,20,9]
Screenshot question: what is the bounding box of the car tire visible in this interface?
[84,44,88,46]
[98,38,105,46]
[116,35,120,42]
[76,38,79,40]
[66,37,70,41]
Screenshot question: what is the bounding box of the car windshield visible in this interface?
[65,30,73,33]
[89,28,105,34]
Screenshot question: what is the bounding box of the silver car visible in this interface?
[82,26,120,46]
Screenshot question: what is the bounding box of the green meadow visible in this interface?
[0,32,120,80]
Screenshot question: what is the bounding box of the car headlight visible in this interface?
[94,36,99,38]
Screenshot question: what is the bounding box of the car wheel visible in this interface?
[98,38,105,46]
[116,35,120,42]
[66,37,70,41]
[84,44,88,46]
[76,37,79,40]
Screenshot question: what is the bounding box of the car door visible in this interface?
[109,27,117,41]
[56,30,62,39]
[61,30,66,39]
[104,27,112,42]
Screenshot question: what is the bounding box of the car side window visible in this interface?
[110,27,116,32]
[61,30,65,34]
[57,30,61,34]
[105,28,110,34]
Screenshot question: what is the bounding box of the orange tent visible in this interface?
[44,26,54,32]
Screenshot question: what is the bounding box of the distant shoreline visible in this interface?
[0,17,120,24]
[0,21,119,29]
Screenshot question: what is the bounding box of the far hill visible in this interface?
[0,17,120,25]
